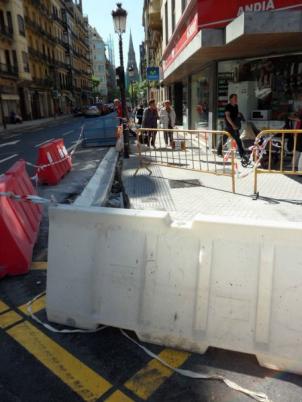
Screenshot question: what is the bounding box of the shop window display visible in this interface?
[217,55,302,131]
[191,69,210,130]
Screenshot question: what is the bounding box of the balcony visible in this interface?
[25,17,56,43]
[148,0,161,30]
[52,13,67,28]
[33,77,54,88]
[0,24,13,40]
[0,63,18,77]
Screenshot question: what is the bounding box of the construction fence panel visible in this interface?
[46,205,302,375]
[135,128,237,193]
[253,129,302,196]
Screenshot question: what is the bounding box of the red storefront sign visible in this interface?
[163,0,302,71]
[163,12,198,71]
[198,0,302,28]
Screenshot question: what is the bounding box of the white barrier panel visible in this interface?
[46,205,302,375]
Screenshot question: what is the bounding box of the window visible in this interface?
[22,51,30,72]
[12,50,18,70]
[7,11,13,33]
[18,15,25,36]
[172,0,175,32]
[181,0,187,13]
[165,1,168,46]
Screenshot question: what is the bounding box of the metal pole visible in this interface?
[118,33,129,158]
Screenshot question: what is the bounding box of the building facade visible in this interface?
[160,0,302,131]
[0,0,92,124]
[142,0,163,104]
[88,26,107,102]
[0,0,28,123]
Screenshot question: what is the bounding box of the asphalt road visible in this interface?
[0,116,86,175]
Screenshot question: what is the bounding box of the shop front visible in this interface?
[162,0,302,135]
[216,54,302,132]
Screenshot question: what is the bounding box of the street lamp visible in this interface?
[112,2,129,157]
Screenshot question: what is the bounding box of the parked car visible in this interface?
[73,107,84,117]
[84,106,101,117]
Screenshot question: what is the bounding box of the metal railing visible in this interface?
[253,129,302,196]
[135,128,237,193]
[0,24,13,39]
[0,63,18,76]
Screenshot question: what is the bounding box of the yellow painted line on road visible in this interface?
[104,390,134,402]
[0,311,23,329]
[31,261,47,270]
[7,321,112,402]
[125,348,190,400]
[0,300,9,313]
[19,296,46,315]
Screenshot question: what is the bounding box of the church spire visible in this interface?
[126,31,140,90]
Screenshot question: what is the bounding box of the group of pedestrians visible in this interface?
[134,99,176,148]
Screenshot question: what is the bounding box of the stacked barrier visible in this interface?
[36,138,72,185]
[0,160,42,279]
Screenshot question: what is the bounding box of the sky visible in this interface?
[82,0,145,68]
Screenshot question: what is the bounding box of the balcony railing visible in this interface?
[2,65,18,77]
[0,63,18,77]
[33,78,54,88]
[25,16,56,43]
[0,24,13,39]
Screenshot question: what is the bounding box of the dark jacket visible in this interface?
[142,107,158,129]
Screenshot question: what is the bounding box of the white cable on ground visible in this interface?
[26,292,106,334]
[121,330,271,402]
[24,292,271,402]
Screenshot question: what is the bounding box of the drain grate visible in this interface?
[168,179,202,189]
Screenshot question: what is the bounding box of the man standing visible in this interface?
[142,99,158,148]
[217,94,246,160]
[159,100,176,147]
[135,104,144,126]
[114,98,123,119]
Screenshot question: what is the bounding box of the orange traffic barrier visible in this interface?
[0,160,42,279]
[36,138,72,185]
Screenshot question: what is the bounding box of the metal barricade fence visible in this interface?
[253,129,302,196]
[135,128,237,193]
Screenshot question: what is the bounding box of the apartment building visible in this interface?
[142,0,162,103]
[161,0,302,131]
[88,26,107,102]
[0,0,29,122]
[0,0,92,123]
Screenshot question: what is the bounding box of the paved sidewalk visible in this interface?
[0,114,73,134]
[123,153,302,223]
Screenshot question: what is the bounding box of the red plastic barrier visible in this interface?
[36,138,72,185]
[0,160,42,279]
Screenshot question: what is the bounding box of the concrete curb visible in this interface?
[74,147,119,207]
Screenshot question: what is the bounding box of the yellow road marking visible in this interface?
[105,390,134,402]
[0,311,23,329]
[31,261,47,270]
[19,296,46,315]
[0,300,9,313]
[7,322,112,402]
[125,348,190,400]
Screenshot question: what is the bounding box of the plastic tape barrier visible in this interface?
[26,291,270,401]
[46,206,302,376]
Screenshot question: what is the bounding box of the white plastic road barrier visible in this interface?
[46,205,302,375]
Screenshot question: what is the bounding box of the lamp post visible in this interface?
[112,2,129,157]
